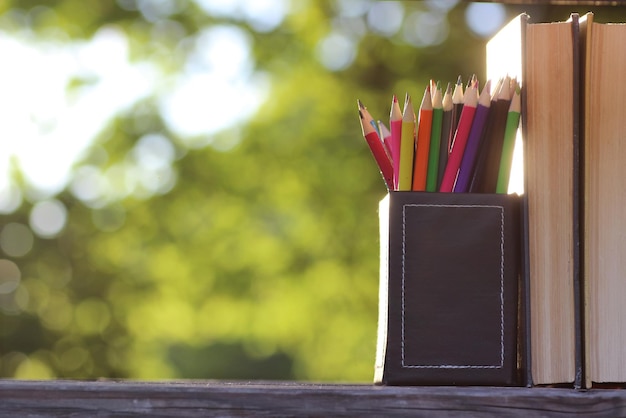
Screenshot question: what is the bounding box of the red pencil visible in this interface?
[439,77,479,192]
[358,108,394,189]
[412,84,433,191]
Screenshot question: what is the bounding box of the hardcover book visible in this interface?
[580,13,626,387]
[487,13,582,388]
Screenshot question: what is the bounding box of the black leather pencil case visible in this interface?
[374,192,522,386]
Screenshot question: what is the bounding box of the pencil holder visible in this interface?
[374,191,523,386]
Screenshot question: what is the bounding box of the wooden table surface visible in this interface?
[1,380,626,417]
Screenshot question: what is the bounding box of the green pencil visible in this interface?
[496,84,521,194]
[426,83,443,192]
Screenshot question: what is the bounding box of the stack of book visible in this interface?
[491,11,626,389]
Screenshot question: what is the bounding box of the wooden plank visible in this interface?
[1,380,626,417]
[462,0,626,4]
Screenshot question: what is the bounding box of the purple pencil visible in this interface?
[453,80,492,193]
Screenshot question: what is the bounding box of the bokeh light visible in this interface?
[316,32,357,71]
[404,10,449,47]
[193,0,288,32]
[465,2,507,38]
[0,259,21,295]
[29,199,68,238]
[133,134,176,171]
[366,2,404,37]
[0,223,34,258]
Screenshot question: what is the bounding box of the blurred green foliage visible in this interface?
[0,0,624,382]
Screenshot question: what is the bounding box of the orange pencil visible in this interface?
[412,84,433,191]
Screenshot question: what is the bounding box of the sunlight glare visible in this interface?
[0,8,268,205]
[0,26,156,199]
[160,26,268,144]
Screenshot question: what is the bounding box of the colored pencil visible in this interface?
[377,120,393,161]
[454,80,492,193]
[451,75,464,151]
[398,94,416,191]
[426,82,444,192]
[437,83,454,189]
[358,107,394,190]
[389,95,403,190]
[357,99,378,133]
[439,77,478,192]
[412,84,433,191]
[496,83,521,193]
[467,77,506,192]
[469,76,513,193]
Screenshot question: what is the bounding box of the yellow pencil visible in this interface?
[398,94,416,191]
